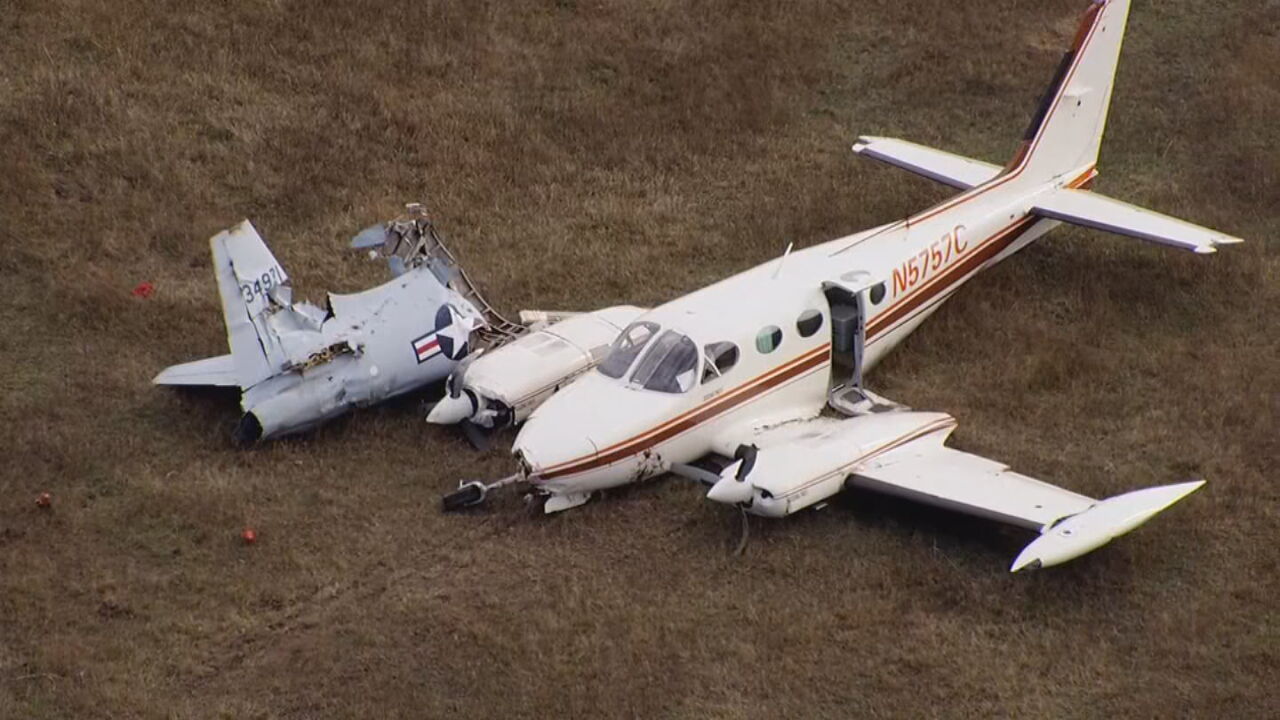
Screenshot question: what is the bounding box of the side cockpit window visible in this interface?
[630,331,699,393]
[701,342,739,384]
[598,321,659,379]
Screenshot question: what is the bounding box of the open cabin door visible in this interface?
[823,275,882,415]
[822,280,866,389]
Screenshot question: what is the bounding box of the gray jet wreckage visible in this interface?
[154,206,520,444]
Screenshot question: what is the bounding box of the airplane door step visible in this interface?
[828,385,906,417]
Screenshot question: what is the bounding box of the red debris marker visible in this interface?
[241,528,257,545]
[131,281,155,299]
[35,492,52,509]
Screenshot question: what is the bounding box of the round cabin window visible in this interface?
[796,309,823,337]
[755,326,783,354]
[869,282,886,305]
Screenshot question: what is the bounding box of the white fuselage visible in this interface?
[513,162,1096,498]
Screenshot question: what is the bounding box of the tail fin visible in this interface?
[211,221,292,388]
[1007,0,1132,183]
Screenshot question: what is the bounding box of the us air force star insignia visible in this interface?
[410,305,451,364]
[434,304,470,361]
[411,305,470,364]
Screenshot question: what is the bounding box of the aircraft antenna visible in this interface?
[772,242,795,279]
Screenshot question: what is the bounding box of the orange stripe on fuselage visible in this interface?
[539,344,831,479]
[867,166,1096,339]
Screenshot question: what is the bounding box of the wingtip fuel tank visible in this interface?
[1010,480,1206,572]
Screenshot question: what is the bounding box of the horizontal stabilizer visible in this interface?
[852,136,1003,190]
[153,354,239,387]
[1010,480,1205,572]
[1032,189,1243,254]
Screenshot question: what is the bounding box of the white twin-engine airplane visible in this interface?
[437,0,1241,571]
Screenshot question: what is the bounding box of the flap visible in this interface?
[851,443,1096,531]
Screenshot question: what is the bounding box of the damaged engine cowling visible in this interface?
[427,306,644,433]
[233,368,354,445]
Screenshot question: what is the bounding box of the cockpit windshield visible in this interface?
[628,330,699,393]
[597,321,660,379]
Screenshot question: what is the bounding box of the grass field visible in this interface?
[2,0,1277,716]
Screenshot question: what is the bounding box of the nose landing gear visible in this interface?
[441,473,522,512]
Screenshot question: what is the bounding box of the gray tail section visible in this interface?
[1005,0,1132,184]
[211,221,289,389]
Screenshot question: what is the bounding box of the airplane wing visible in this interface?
[852,441,1203,571]
[851,136,1003,190]
[1031,188,1244,254]
[701,410,1204,571]
[153,354,240,387]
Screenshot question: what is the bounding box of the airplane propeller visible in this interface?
[427,356,494,450]
[427,357,479,426]
[706,445,758,505]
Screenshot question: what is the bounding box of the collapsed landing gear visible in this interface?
[441,481,486,511]
[441,473,521,512]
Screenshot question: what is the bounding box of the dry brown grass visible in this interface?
[2,0,1277,717]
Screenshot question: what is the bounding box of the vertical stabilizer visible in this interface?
[212,221,289,388]
[1007,0,1132,184]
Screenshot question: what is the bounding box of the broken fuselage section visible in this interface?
[427,307,645,436]
[155,207,517,444]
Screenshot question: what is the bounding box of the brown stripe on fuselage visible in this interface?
[867,166,1096,339]
[866,216,1037,338]
[539,345,831,479]
[539,165,1092,482]
[543,343,832,472]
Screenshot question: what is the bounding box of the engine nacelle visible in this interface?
[428,306,644,430]
[236,374,350,444]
